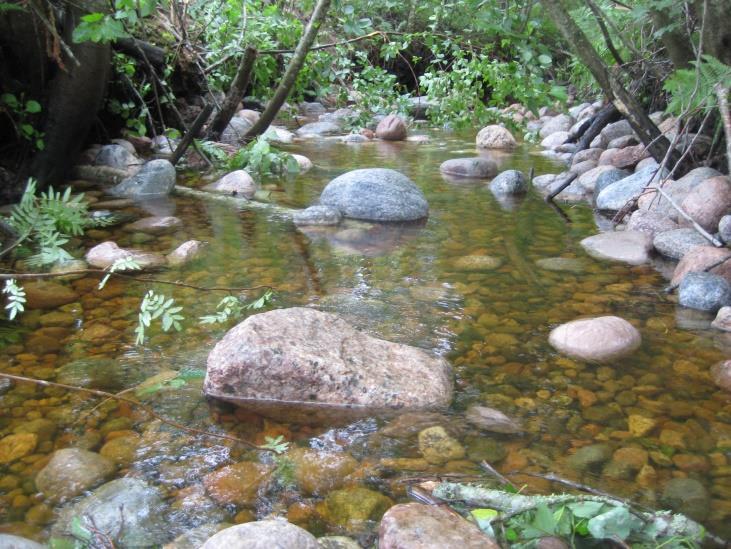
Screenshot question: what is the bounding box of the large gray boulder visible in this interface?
[52,478,168,547]
[35,448,115,503]
[319,168,428,222]
[220,117,254,145]
[200,520,318,549]
[595,166,664,211]
[379,503,500,549]
[678,272,731,312]
[548,316,641,362]
[489,170,527,195]
[111,159,176,197]
[204,308,453,419]
[653,228,710,260]
[539,114,574,138]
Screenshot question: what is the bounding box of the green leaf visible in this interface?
[532,504,557,535]
[567,501,606,518]
[25,100,41,113]
[70,516,92,542]
[505,528,518,542]
[587,506,643,541]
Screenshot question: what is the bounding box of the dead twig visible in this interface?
[0,372,271,452]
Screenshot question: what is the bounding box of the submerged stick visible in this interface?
[0,372,273,452]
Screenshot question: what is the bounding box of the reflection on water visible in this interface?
[0,130,729,542]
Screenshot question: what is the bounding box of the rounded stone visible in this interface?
[167,240,206,266]
[476,125,517,149]
[203,170,256,199]
[710,360,731,392]
[200,520,318,549]
[489,170,527,195]
[580,231,653,265]
[653,229,710,260]
[85,241,166,270]
[439,158,497,179]
[375,114,407,141]
[379,503,500,549]
[35,448,115,503]
[293,205,342,226]
[678,272,731,312]
[319,168,428,222]
[123,216,182,235]
[418,425,465,464]
[660,478,709,521]
[111,159,176,197]
[549,316,641,362]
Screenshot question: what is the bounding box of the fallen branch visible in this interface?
[0,268,274,293]
[173,185,296,217]
[545,172,578,202]
[432,482,723,546]
[171,103,213,166]
[0,372,271,452]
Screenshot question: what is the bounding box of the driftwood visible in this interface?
[572,104,620,152]
[431,482,722,546]
[173,185,296,217]
[545,172,578,202]
[72,165,128,184]
[207,47,258,141]
[113,37,166,68]
[171,103,213,165]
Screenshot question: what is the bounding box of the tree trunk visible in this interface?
[541,0,682,169]
[206,46,257,141]
[650,9,694,70]
[698,0,731,66]
[244,0,332,139]
[27,0,111,190]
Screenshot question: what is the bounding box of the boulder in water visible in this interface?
[439,157,497,179]
[204,308,453,421]
[111,159,176,197]
[200,519,318,549]
[375,114,407,141]
[549,316,641,362]
[319,168,428,222]
[476,125,517,149]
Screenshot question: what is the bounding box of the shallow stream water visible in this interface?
[1,130,730,544]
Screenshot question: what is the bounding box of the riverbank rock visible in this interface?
[489,170,527,194]
[540,114,574,138]
[671,246,731,286]
[94,144,143,174]
[638,167,721,219]
[204,170,256,198]
[678,272,731,312]
[439,158,497,179]
[53,478,167,547]
[293,205,342,226]
[476,125,517,149]
[376,115,407,141]
[549,316,641,362]
[465,405,522,434]
[712,307,731,332]
[292,154,313,172]
[319,169,428,222]
[600,120,633,143]
[379,503,500,549]
[35,448,115,503]
[580,231,653,265]
[220,118,254,145]
[296,121,342,138]
[111,159,176,197]
[123,215,182,235]
[167,240,206,266]
[86,241,166,270]
[204,308,453,419]
[200,520,318,549]
[679,176,731,232]
[626,210,679,236]
[540,131,570,150]
[595,167,663,212]
[653,229,710,260]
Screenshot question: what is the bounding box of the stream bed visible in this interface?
[1,130,730,545]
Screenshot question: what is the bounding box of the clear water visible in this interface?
[1,130,729,543]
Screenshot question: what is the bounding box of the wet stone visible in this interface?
[35,448,115,503]
[418,425,466,465]
[320,487,393,531]
[464,405,522,434]
[200,519,319,549]
[566,443,613,472]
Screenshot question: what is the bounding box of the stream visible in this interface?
[1,129,730,544]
